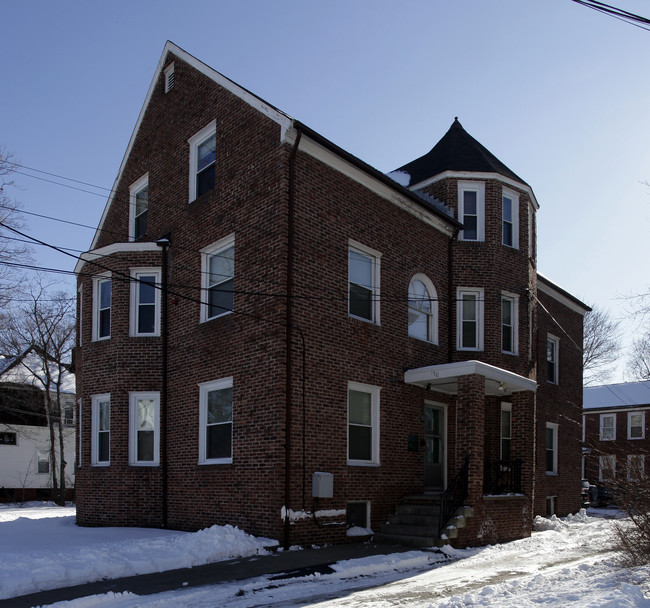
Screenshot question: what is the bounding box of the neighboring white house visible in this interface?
[0,347,75,501]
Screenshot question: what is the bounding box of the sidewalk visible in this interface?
[2,542,415,607]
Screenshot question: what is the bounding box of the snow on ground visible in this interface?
[0,502,274,600]
[1,503,649,607]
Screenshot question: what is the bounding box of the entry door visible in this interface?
[424,404,445,491]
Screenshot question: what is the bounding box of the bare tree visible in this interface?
[583,304,621,386]
[0,148,31,307]
[627,330,650,381]
[0,279,75,505]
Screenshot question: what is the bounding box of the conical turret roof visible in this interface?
[393,118,527,187]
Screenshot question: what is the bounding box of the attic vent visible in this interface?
[164,62,175,93]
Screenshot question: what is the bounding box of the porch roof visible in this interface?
[404,360,537,396]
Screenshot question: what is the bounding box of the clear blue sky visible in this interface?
[3,0,649,381]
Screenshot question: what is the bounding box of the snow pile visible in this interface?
[332,551,446,578]
[0,503,273,600]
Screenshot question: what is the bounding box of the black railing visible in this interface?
[438,455,470,537]
[483,459,523,495]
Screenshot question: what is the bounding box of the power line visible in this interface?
[570,0,650,31]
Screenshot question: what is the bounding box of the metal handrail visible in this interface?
[483,459,523,495]
[438,455,470,537]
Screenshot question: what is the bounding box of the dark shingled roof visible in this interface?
[395,118,528,187]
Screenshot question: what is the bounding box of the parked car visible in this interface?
[582,479,597,507]
[596,484,614,507]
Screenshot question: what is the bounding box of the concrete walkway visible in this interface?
[2,542,415,607]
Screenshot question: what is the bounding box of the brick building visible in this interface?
[74,42,589,548]
[583,381,650,489]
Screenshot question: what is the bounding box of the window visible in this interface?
[458,181,485,242]
[189,121,216,202]
[528,203,535,259]
[91,394,110,465]
[599,454,615,481]
[129,392,160,466]
[0,431,17,445]
[627,454,645,482]
[502,188,519,248]
[77,398,82,468]
[546,496,556,517]
[348,241,381,324]
[63,404,74,427]
[600,413,616,441]
[457,288,484,351]
[501,403,512,461]
[408,274,438,343]
[78,285,83,347]
[130,269,161,336]
[501,294,519,354]
[129,174,148,240]
[546,423,558,474]
[198,377,233,464]
[200,235,234,322]
[628,411,645,439]
[347,382,380,465]
[37,450,50,474]
[92,274,111,341]
[164,62,175,93]
[546,335,559,384]
[346,501,369,530]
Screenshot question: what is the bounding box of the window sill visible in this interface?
[347,461,380,467]
[91,463,110,468]
[129,463,160,467]
[348,314,379,326]
[545,472,559,476]
[200,310,233,324]
[198,459,233,467]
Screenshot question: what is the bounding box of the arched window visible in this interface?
[408,274,438,343]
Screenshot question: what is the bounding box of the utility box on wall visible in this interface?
[312,472,333,498]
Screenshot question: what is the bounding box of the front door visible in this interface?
[424,404,445,491]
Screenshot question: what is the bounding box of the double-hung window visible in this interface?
[627,454,644,482]
[599,454,615,481]
[37,450,50,474]
[501,294,518,355]
[546,335,559,384]
[92,274,111,341]
[348,241,381,324]
[600,413,616,441]
[129,392,160,466]
[201,235,234,322]
[458,181,485,242]
[628,411,645,439]
[130,269,161,336]
[91,394,110,466]
[198,377,233,464]
[347,382,380,465]
[546,423,558,474]
[502,188,519,248]
[408,274,438,343]
[501,403,512,461]
[129,174,148,240]
[189,121,216,202]
[457,288,484,351]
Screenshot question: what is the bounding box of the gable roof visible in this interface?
[391,118,528,189]
[584,381,650,410]
[88,41,293,252]
[0,346,75,394]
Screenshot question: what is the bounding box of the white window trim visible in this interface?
[91,393,110,466]
[128,173,149,241]
[188,120,217,203]
[200,234,235,323]
[500,402,512,460]
[408,273,439,344]
[77,397,83,468]
[347,381,381,466]
[599,454,616,482]
[528,202,535,259]
[546,422,558,474]
[547,334,559,384]
[37,449,50,474]
[456,287,484,351]
[627,411,645,440]
[600,413,616,441]
[198,377,234,465]
[92,273,111,342]
[78,285,83,347]
[348,240,381,325]
[129,268,162,337]
[128,391,160,466]
[501,292,519,355]
[502,187,520,249]
[458,181,485,242]
[627,454,645,481]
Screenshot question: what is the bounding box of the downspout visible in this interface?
[284,127,302,549]
[156,236,170,528]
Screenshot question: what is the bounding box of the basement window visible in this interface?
[346,501,369,529]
